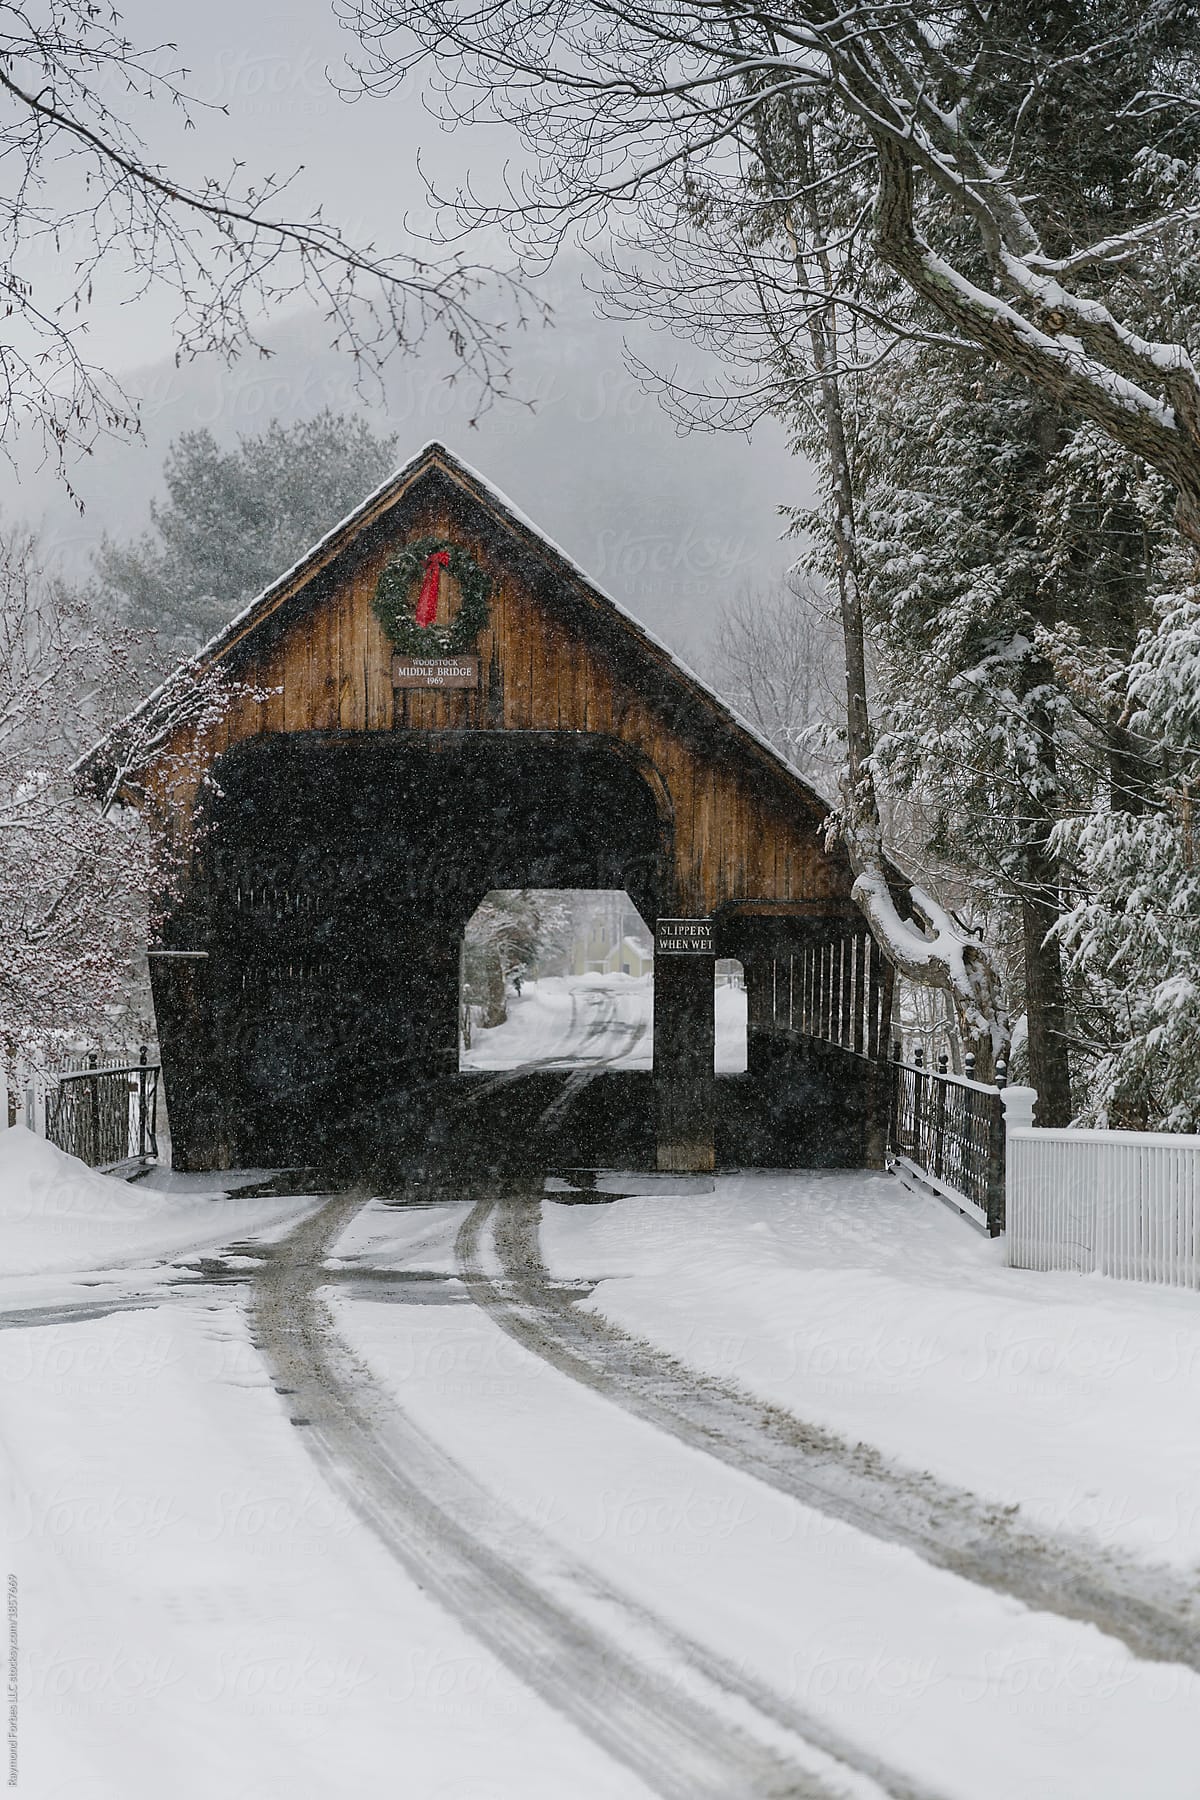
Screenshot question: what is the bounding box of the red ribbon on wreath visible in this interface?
[415,548,451,627]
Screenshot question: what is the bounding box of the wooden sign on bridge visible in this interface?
[656,918,715,956]
[391,654,480,689]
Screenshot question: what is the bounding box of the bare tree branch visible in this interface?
[344,0,1200,538]
[0,1,531,487]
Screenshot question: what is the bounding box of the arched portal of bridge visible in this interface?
[179,729,669,1171]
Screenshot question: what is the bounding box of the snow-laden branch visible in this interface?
[347,0,1200,542]
[1024,208,1200,280]
[850,859,1009,1059]
[92,659,269,821]
[870,138,1200,538]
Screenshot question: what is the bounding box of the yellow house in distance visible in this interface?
[601,935,654,980]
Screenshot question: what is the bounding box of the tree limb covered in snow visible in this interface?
[870,138,1200,541]
[348,0,1200,540]
[849,858,1009,1066]
[0,531,162,1059]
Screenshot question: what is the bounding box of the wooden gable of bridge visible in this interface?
[87,441,853,921]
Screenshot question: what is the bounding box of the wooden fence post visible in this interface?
[838,937,853,1051]
[934,1051,948,1180]
[87,1052,100,1168]
[866,939,883,1063]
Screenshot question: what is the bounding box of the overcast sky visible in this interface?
[7,0,815,660]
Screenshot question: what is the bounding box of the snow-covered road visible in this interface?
[461,1189,1197,1670]
[259,1194,907,1800]
[460,973,653,1071]
[352,1192,1200,1800]
[459,972,749,1072]
[4,1131,1200,1797]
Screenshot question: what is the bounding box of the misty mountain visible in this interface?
[4,268,813,662]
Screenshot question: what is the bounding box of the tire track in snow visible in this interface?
[462,1192,1200,1676]
[253,1193,940,1800]
[0,1296,159,1330]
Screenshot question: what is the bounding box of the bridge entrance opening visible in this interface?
[169,731,669,1174]
[459,890,654,1073]
[715,959,748,1073]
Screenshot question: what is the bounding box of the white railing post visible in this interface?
[1000,1084,1037,1135]
[1000,1085,1037,1260]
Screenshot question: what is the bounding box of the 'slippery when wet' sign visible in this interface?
[655,918,714,955]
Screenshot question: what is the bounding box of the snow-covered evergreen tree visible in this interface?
[463,892,572,1029]
[817,352,1175,1121]
[96,412,399,672]
[1054,546,1200,1129]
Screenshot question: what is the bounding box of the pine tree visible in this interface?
[1054,546,1200,1128]
[462,892,572,1029]
[96,412,400,672]
[808,350,1173,1121]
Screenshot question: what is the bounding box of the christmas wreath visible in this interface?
[372,536,492,656]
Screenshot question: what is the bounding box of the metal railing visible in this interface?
[889,1043,1007,1236]
[45,1046,160,1169]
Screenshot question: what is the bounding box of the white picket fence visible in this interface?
[1005,1093,1200,1290]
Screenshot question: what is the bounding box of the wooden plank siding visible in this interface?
[111,450,854,919]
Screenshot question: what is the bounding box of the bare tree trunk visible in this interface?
[481,948,508,1029]
[683,26,1012,1065]
[770,124,1010,1070]
[1021,877,1071,1124]
[816,338,1008,1073]
[1010,678,1072,1122]
[1018,777,1072,1124]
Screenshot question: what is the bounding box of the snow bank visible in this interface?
[542,1171,1200,1571]
[2,1298,643,1799]
[0,1129,315,1278]
[0,1128,161,1270]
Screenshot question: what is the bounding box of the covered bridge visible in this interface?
[81,443,892,1178]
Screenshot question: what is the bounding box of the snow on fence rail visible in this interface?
[1005,1099,1200,1290]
